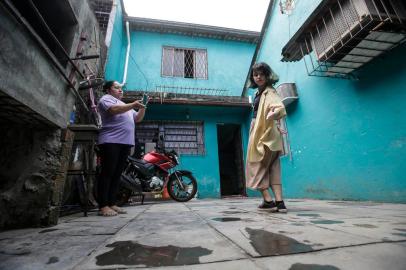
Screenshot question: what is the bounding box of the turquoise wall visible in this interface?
[118,31,256,96]
[104,0,126,81]
[255,1,406,202]
[103,4,259,198]
[144,104,251,198]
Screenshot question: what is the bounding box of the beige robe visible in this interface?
[247,87,286,163]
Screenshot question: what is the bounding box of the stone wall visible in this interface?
[89,0,114,36]
[0,127,74,229]
[0,0,107,229]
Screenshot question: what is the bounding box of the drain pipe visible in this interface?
[121,21,130,86]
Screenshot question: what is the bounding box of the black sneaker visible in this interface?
[258,200,277,212]
[276,200,288,213]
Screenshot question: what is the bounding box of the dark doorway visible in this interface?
[217,124,246,197]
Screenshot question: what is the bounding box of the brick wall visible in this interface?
[89,0,114,36]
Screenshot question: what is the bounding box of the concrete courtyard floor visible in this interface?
[0,198,405,270]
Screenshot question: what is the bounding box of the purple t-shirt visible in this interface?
[97,94,137,146]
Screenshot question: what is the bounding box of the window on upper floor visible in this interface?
[161,47,208,79]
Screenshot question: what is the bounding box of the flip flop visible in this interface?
[110,206,127,214]
[98,209,117,216]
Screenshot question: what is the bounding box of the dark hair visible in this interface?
[103,80,115,92]
[249,62,279,88]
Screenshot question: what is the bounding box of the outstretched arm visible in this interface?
[108,100,145,115]
[135,108,146,123]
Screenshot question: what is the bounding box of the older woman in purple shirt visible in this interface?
[97,81,146,216]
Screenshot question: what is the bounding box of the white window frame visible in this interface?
[161,46,208,79]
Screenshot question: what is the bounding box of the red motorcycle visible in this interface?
[118,139,198,205]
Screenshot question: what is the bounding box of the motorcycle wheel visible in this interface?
[167,173,197,202]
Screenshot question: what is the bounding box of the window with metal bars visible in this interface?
[162,46,208,79]
[136,121,205,155]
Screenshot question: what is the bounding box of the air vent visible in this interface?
[276,83,298,107]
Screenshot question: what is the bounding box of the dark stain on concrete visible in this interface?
[394,228,406,232]
[96,241,212,267]
[327,201,380,206]
[0,247,31,255]
[353,224,378,228]
[289,263,340,270]
[311,243,325,247]
[311,220,344,225]
[212,217,241,222]
[392,233,406,237]
[297,213,320,217]
[46,256,59,264]
[245,227,313,256]
[221,211,248,214]
[291,222,305,226]
[393,222,406,225]
[39,228,59,234]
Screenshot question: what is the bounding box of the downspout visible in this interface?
[121,21,130,85]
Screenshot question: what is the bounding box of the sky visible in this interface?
[122,0,270,32]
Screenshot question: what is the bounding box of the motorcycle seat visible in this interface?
[128,156,146,164]
[128,156,154,171]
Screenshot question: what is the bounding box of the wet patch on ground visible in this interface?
[46,256,59,264]
[391,233,406,237]
[39,229,59,234]
[392,222,406,225]
[221,211,249,214]
[245,228,313,256]
[353,224,378,228]
[228,201,246,204]
[311,220,344,225]
[289,263,340,270]
[95,241,212,267]
[212,217,254,222]
[290,222,306,226]
[297,213,320,217]
[0,247,31,255]
[327,201,380,206]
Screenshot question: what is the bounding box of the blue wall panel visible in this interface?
[115,31,256,96]
[144,104,251,198]
[256,2,406,202]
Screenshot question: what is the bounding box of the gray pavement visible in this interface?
[0,198,405,270]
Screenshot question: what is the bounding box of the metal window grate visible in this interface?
[281,0,406,79]
[162,46,208,79]
[136,121,205,155]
